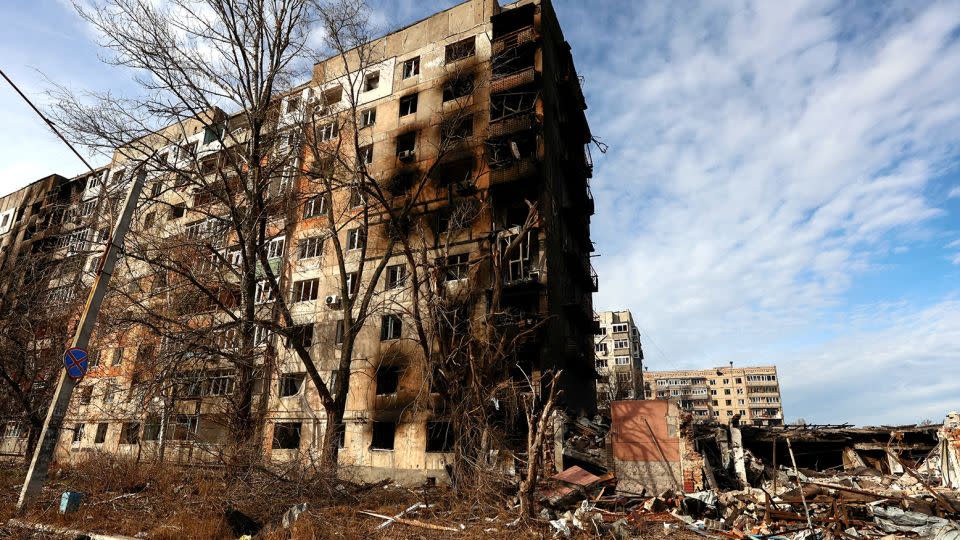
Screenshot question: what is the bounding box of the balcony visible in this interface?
[488,112,537,139]
[490,67,537,94]
[489,157,538,186]
[491,26,540,56]
[589,265,598,292]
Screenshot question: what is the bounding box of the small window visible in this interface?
[344,272,359,296]
[443,254,469,281]
[94,423,108,444]
[347,228,365,250]
[402,57,420,79]
[265,236,285,259]
[72,424,85,444]
[612,323,628,333]
[376,365,401,394]
[359,145,373,165]
[292,279,320,303]
[272,422,302,450]
[120,422,140,445]
[303,195,327,219]
[151,180,163,198]
[171,203,186,219]
[445,36,476,63]
[399,94,418,117]
[363,71,380,92]
[279,373,306,398]
[143,211,156,229]
[143,417,161,441]
[286,324,314,349]
[359,108,377,128]
[370,421,395,450]
[318,120,338,142]
[426,420,453,452]
[380,314,402,341]
[285,95,302,114]
[442,115,473,142]
[112,169,126,184]
[255,280,277,304]
[386,264,406,289]
[298,236,323,260]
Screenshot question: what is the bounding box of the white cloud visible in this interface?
[949,186,960,199]
[553,0,960,421]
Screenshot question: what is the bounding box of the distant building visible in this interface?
[643,365,784,426]
[594,310,644,406]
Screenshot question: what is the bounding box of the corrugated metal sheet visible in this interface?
[610,400,680,463]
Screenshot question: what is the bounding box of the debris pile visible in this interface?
[541,408,960,539]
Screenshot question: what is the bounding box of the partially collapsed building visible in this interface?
[0,0,598,484]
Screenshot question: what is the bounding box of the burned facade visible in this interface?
[0,0,596,484]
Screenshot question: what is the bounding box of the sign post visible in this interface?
[17,169,147,512]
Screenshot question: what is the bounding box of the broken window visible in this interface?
[298,236,323,260]
[399,94,418,117]
[120,422,140,445]
[279,374,306,398]
[318,120,338,142]
[426,421,453,452]
[347,228,365,250]
[380,315,402,341]
[94,423,108,444]
[272,422,302,449]
[168,415,199,440]
[359,108,377,128]
[285,95,302,114]
[207,370,235,396]
[500,228,536,282]
[344,272,359,296]
[72,424,85,444]
[364,71,380,92]
[255,280,277,304]
[441,114,474,144]
[443,254,469,281]
[445,36,476,63]
[318,86,343,113]
[396,132,416,162]
[375,364,401,394]
[443,76,475,102]
[292,279,320,303]
[402,56,420,78]
[370,421,395,450]
[170,203,186,219]
[111,347,124,366]
[386,264,407,289]
[286,324,314,349]
[143,417,161,441]
[490,89,537,121]
[348,186,365,208]
[359,145,373,165]
[303,194,327,219]
[265,236,285,259]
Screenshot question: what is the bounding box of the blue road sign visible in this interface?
[63,348,89,380]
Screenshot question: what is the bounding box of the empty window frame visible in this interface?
[170,203,186,219]
[94,423,108,444]
[441,115,474,143]
[321,86,343,108]
[168,415,199,440]
[376,365,401,395]
[318,120,338,142]
[401,56,420,79]
[443,254,469,281]
[298,236,323,260]
[279,373,306,398]
[445,36,476,63]
[399,93,418,117]
[255,280,277,304]
[370,421,395,450]
[265,236,285,259]
[425,420,453,452]
[363,71,380,92]
[344,272,359,296]
[207,370,236,396]
[396,132,416,160]
[359,108,377,128]
[286,324,314,349]
[385,264,406,289]
[120,422,140,445]
[443,76,475,102]
[72,423,85,444]
[380,314,402,341]
[292,279,320,303]
[359,145,374,165]
[347,228,365,250]
[490,91,537,120]
[303,194,327,219]
[272,422,302,449]
[285,95,302,114]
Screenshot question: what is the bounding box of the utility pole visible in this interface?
[17,169,147,512]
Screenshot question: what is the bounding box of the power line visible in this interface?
[0,68,96,174]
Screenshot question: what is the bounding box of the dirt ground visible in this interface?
[0,457,704,539]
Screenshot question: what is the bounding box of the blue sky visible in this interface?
[2,0,959,425]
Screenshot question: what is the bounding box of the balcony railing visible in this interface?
[491,26,540,56]
[488,113,537,139]
[489,157,538,186]
[490,67,537,94]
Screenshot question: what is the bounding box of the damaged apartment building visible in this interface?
[593,310,644,407]
[0,0,598,484]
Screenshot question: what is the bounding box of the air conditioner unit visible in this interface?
[397,150,415,162]
[325,294,340,306]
